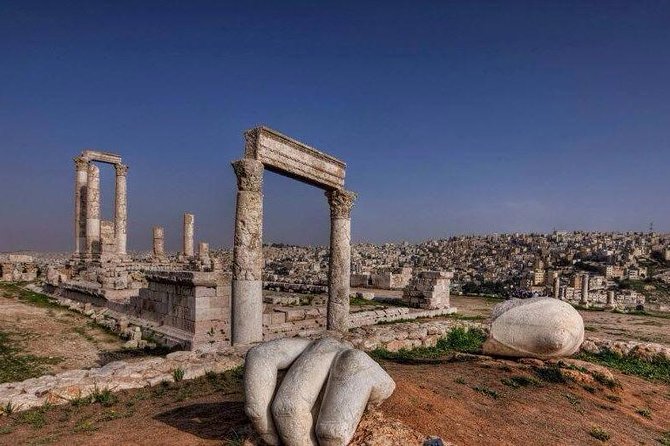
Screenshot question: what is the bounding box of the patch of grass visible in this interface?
[533,365,567,383]
[90,386,117,407]
[0,283,59,309]
[2,401,16,415]
[454,377,467,385]
[19,410,47,429]
[592,372,620,389]
[501,375,540,388]
[73,326,96,343]
[472,385,500,399]
[564,393,581,406]
[589,426,611,442]
[369,327,487,363]
[0,329,64,383]
[445,313,486,321]
[635,407,652,418]
[70,391,92,407]
[584,325,598,332]
[172,367,185,382]
[437,327,487,353]
[577,349,670,384]
[0,425,14,435]
[605,394,622,403]
[349,296,376,306]
[73,418,97,433]
[209,365,244,393]
[98,409,125,422]
[583,385,597,393]
[658,431,670,445]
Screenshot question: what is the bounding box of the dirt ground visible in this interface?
[0,287,143,379]
[1,356,668,446]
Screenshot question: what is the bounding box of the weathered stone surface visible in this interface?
[483,297,584,359]
[245,126,346,190]
[245,337,394,446]
[183,213,195,257]
[403,270,453,310]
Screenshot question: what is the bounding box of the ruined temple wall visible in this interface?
[131,271,232,346]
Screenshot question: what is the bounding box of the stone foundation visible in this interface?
[131,271,232,348]
[403,270,453,309]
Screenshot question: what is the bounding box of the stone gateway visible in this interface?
[231,127,356,345]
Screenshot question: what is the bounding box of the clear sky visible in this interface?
[1,1,669,252]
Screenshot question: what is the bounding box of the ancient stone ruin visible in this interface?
[230,127,357,345]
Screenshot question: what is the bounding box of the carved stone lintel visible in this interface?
[232,159,264,192]
[74,156,88,170]
[326,189,357,219]
[244,128,261,158]
[115,163,129,176]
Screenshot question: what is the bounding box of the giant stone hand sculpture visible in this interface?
[244,337,395,446]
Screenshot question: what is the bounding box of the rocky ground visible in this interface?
[0,353,668,446]
[0,283,151,383]
[1,285,670,445]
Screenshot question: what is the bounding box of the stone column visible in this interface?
[152,226,165,258]
[231,159,264,345]
[580,273,589,305]
[553,275,560,299]
[73,156,88,257]
[326,188,357,332]
[85,163,101,259]
[198,241,209,257]
[559,285,567,301]
[114,163,128,257]
[606,290,616,309]
[183,213,195,257]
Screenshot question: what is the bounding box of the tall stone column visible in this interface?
[326,188,357,332]
[73,156,88,257]
[114,163,128,257]
[231,159,264,345]
[85,163,101,259]
[152,226,165,258]
[580,273,589,305]
[606,290,616,309]
[183,213,195,257]
[553,275,560,299]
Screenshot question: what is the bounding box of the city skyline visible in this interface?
[1,1,669,251]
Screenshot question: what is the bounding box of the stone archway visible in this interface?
[230,127,356,345]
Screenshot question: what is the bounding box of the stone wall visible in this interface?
[403,270,453,309]
[0,261,38,282]
[0,348,244,413]
[131,271,232,348]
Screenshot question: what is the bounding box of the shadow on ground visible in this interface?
[154,401,249,441]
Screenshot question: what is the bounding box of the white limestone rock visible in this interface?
[244,337,395,446]
[483,297,584,359]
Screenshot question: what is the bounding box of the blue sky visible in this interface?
[1,1,669,251]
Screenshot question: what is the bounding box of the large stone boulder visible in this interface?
[483,297,584,359]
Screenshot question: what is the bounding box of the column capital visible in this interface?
[232,159,264,192]
[115,163,129,176]
[74,156,88,170]
[326,189,357,219]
